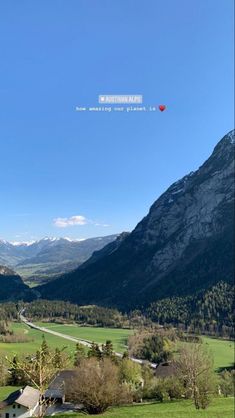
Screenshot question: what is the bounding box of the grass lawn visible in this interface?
[0,322,77,358]
[0,322,132,358]
[53,398,234,418]
[0,386,21,400]
[34,322,133,353]
[177,336,234,371]
[202,336,234,371]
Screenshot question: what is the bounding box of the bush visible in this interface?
[150,378,168,402]
[220,370,235,397]
[68,358,132,414]
[164,376,184,400]
[129,332,173,364]
[175,344,217,409]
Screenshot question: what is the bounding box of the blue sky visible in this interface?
[0,0,234,242]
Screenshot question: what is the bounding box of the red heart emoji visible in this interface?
[159,105,166,112]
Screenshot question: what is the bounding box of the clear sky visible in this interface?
[0,0,234,242]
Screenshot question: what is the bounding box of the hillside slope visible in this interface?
[0,266,34,302]
[38,130,235,309]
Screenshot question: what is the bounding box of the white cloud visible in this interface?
[53,215,111,229]
[94,223,110,227]
[53,215,88,228]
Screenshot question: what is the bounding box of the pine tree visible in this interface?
[74,343,86,366]
[102,340,114,358]
[88,342,102,359]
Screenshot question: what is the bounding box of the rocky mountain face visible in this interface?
[39,130,235,310]
[0,265,34,302]
[0,235,118,285]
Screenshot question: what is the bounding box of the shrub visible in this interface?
[220,370,235,397]
[68,357,132,414]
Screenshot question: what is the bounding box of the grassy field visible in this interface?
[0,322,77,358]
[177,336,234,371]
[0,386,21,400]
[0,322,233,371]
[0,322,133,358]
[34,322,133,353]
[202,336,234,370]
[33,323,234,369]
[49,398,234,417]
[0,386,233,417]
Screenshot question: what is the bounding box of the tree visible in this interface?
[74,343,86,366]
[88,341,102,359]
[8,355,28,386]
[0,357,8,386]
[138,334,172,363]
[141,364,154,399]
[119,358,143,401]
[122,350,129,359]
[164,376,184,400]
[150,378,168,402]
[102,340,114,359]
[41,335,49,359]
[7,337,69,418]
[68,357,132,414]
[119,358,142,390]
[53,347,67,369]
[219,370,235,397]
[175,344,217,409]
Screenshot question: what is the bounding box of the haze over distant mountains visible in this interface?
[0,235,118,285]
[38,130,235,309]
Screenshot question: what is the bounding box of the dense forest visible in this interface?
[147,282,234,339]
[0,281,233,338]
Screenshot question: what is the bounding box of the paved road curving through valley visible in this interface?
[19,311,157,369]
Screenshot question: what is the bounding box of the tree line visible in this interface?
[0,281,233,338]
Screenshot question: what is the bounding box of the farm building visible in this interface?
[0,370,82,417]
[0,386,40,418]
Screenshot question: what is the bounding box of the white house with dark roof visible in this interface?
[0,386,40,418]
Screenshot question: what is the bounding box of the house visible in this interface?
[45,369,79,404]
[0,371,81,418]
[155,362,177,379]
[0,386,40,418]
[44,370,81,415]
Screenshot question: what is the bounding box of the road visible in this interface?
[19,311,157,369]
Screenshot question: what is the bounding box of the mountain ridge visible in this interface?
[38,130,235,309]
[0,235,119,285]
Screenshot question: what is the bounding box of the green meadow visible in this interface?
[202,336,234,370]
[34,322,133,353]
[0,387,233,417]
[0,322,133,358]
[50,398,234,418]
[0,322,234,371]
[176,336,234,371]
[34,322,235,370]
[0,386,20,400]
[0,322,77,358]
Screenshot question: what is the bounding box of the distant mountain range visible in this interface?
[0,235,118,285]
[38,130,235,309]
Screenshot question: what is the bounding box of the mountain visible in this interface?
[0,266,34,302]
[38,130,235,310]
[0,235,118,285]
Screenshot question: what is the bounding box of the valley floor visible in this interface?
[1,322,234,371]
